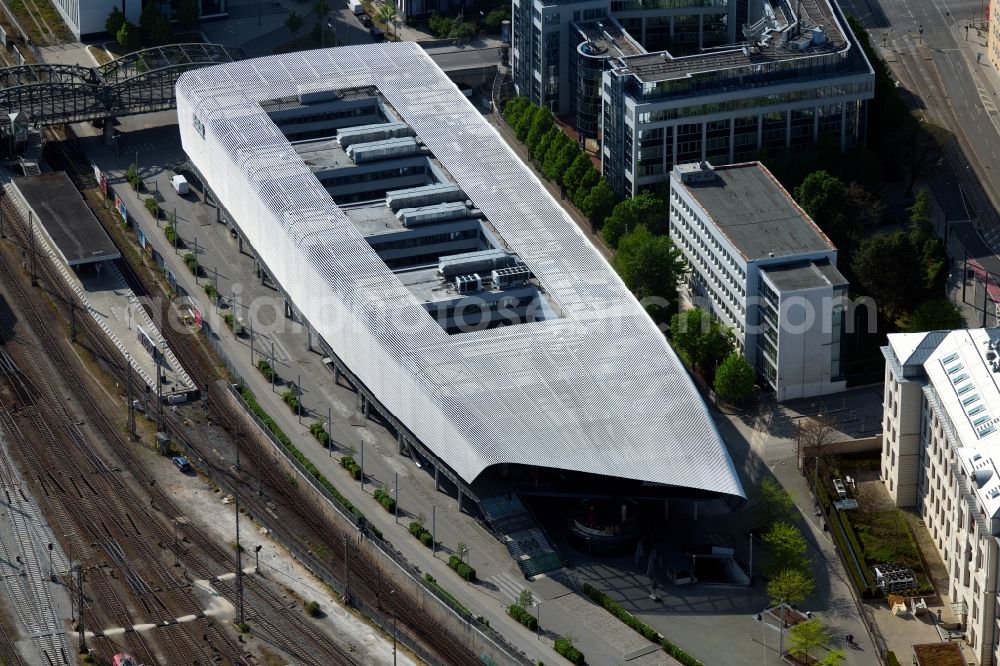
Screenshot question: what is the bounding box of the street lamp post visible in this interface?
[533,600,541,639]
[392,472,399,524]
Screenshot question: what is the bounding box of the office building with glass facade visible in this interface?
[512,0,874,197]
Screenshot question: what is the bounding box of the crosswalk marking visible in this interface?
[486,571,543,605]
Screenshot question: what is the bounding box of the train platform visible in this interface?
[3,178,195,400]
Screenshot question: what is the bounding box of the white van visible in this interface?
[170,174,189,195]
[350,0,364,15]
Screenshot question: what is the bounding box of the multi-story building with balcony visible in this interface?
[668,161,847,400]
[882,329,1000,665]
[512,0,875,197]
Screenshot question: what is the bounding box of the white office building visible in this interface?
[882,329,1000,665]
[668,161,847,401]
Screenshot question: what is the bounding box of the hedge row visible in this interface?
[554,638,585,665]
[581,583,660,642]
[423,573,470,616]
[146,196,160,218]
[308,421,330,447]
[239,387,381,540]
[182,252,197,275]
[447,554,476,581]
[281,387,300,412]
[373,487,396,513]
[816,472,876,597]
[507,603,537,630]
[340,455,362,480]
[409,521,433,548]
[203,281,218,300]
[581,583,704,665]
[256,359,276,382]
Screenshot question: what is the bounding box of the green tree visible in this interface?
[449,20,476,40]
[582,178,616,229]
[766,568,815,605]
[762,522,808,573]
[851,231,924,315]
[514,102,537,141]
[563,151,592,195]
[818,649,846,666]
[542,140,576,183]
[285,11,304,39]
[908,187,947,292]
[602,192,668,247]
[714,352,755,402]
[532,125,561,166]
[517,588,534,609]
[572,167,600,209]
[613,226,686,315]
[524,105,553,154]
[139,0,163,39]
[428,12,453,38]
[904,299,964,333]
[105,6,126,36]
[758,478,795,524]
[150,12,173,44]
[793,170,859,251]
[789,619,830,660]
[375,1,397,38]
[117,21,139,50]
[669,308,733,371]
[502,96,529,125]
[175,0,199,27]
[483,8,510,32]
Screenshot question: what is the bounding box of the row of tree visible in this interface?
[502,97,616,229]
[284,0,338,46]
[106,0,198,50]
[789,168,960,336]
[503,97,759,401]
[757,479,845,665]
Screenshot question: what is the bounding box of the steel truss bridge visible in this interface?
[0,43,233,125]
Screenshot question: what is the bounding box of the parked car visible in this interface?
[171,456,191,472]
[369,26,384,41]
[360,14,372,27]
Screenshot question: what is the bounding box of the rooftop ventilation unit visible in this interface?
[492,265,532,289]
[454,274,482,294]
[338,122,415,149]
[397,202,470,227]
[345,137,419,163]
[386,183,467,210]
[297,82,339,104]
[439,249,514,278]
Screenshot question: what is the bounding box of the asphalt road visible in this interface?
[842,0,1000,231]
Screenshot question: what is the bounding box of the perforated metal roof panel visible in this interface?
[176,43,744,498]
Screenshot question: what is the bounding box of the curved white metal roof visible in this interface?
[176,43,744,499]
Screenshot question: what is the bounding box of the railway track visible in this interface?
[0,223,244,665]
[37,137,493,665]
[0,192,369,665]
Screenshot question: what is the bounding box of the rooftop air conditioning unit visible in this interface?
[455,274,482,294]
